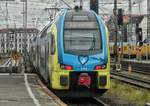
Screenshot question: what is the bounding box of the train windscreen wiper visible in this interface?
[89,33,96,51]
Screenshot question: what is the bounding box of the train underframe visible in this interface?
[31,61,110,97]
[50,70,110,97]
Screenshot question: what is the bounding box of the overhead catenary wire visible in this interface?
[0,0,55,29]
[34,0,69,29]
[0,0,143,29]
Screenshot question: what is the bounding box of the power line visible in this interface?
[35,0,54,29]
[0,3,52,10]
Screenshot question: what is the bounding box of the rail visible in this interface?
[111,71,150,89]
[121,60,150,74]
[93,97,109,106]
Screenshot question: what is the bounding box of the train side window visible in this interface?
[50,34,55,55]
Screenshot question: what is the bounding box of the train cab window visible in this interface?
[50,34,55,55]
[64,11,101,55]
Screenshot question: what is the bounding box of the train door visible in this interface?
[44,36,50,83]
[39,39,45,78]
[39,27,50,81]
[45,26,53,79]
[32,43,36,66]
[49,32,56,72]
[36,39,40,70]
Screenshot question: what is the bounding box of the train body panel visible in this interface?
[30,9,110,97]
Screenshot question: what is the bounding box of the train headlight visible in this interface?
[60,64,73,70]
[95,64,106,70]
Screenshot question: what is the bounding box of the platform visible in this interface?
[0,73,65,106]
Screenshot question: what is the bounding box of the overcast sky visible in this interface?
[0,0,146,29]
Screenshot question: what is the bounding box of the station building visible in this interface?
[0,28,39,54]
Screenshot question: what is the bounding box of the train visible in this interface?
[110,40,150,59]
[29,9,110,97]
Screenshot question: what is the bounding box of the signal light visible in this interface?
[60,64,73,70]
[117,8,123,25]
[137,28,143,42]
[139,48,141,52]
[95,65,106,70]
[118,47,121,51]
[118,47,121,54]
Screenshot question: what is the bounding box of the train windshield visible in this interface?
[64,11,102,55]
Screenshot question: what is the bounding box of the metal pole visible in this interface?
[1,31,4,53]
[5,0,9,54]
[121,25,124,60]
[14,21,17,52]
[22,0,27,72]
[25,0,27,51]
[114,0,118,66]
[80,0,83,8]
[128,0,132,74]
[0,6,5,54]
[24,0,27,72]
[129,0,132,39]
[129,0,132,59]
[147,0,150,60]
[5,0,12,74]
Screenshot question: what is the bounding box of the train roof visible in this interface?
[65,10,97,21]
[33,9,99,40]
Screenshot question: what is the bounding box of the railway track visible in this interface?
[111,71,150,89]
[60,96,136,106]
[121,60,150,75]
[34,67,137,106]
[37,72,110,106]
[121,67,150,75]
[111,59,150,75]
[93,97,109,106]
[60,97,109,106]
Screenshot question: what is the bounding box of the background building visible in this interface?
[0,28,39,54]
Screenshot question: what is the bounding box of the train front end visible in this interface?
[51,10,110,97]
